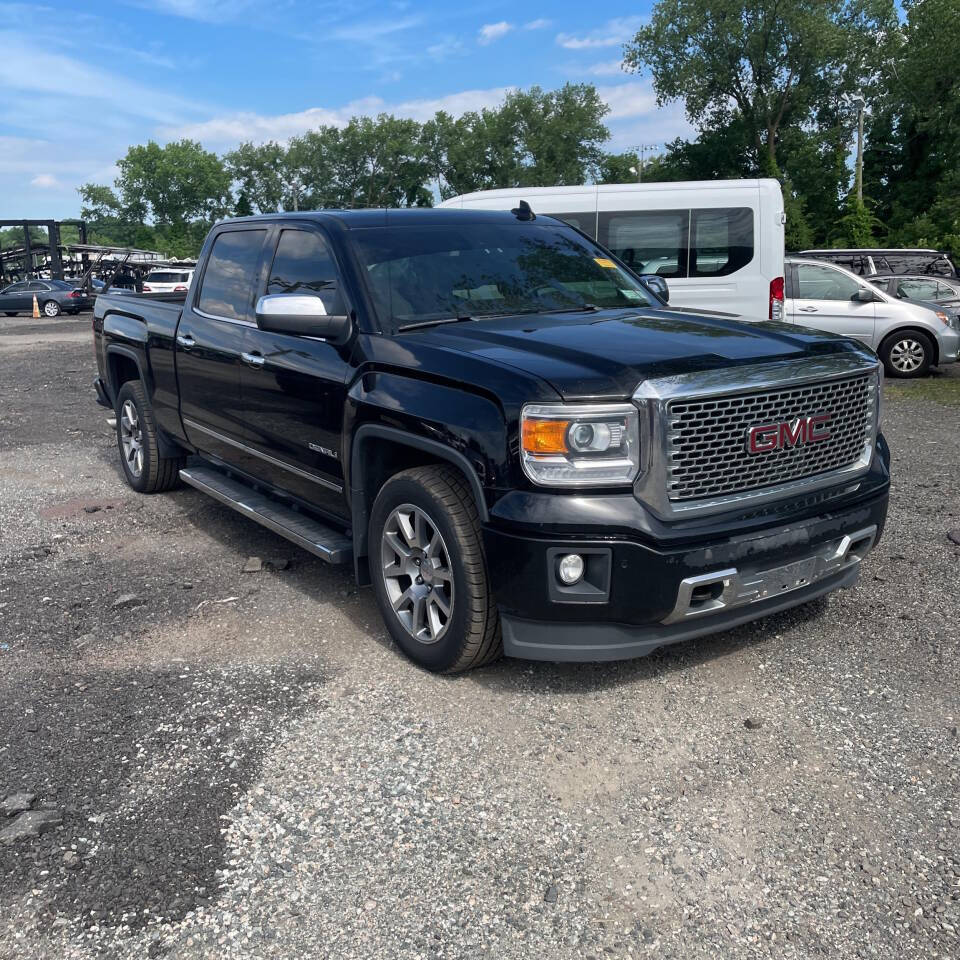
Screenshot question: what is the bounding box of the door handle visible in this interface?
[798,306,819,313]
[176,333,196,349]
[241,351,265,368]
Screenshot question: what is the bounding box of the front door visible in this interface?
[177,227,268,464]
[787,262,876,347]
[0,282,32,312]
[239,225,353,520]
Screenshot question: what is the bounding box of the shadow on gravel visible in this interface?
[0,661,328,931]
[173,482,838,696]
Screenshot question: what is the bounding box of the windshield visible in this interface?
[351,222,657,330]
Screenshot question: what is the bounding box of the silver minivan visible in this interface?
[785,257,960,377]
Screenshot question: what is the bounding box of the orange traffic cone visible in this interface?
[32,294,40,318]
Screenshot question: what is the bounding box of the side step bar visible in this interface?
[179,465,352,564]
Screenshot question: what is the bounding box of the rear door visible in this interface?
[177,227,269,464]
[238,225,353,519]
[787,262,876,346]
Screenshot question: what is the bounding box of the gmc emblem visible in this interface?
[747,413,832,454]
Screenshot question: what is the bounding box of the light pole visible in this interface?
[629,143,661,183]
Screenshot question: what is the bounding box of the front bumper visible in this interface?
[938,326,959,364]
[484,475,889,663]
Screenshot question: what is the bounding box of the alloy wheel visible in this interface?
[119,399,144,478]
[380,503,454,644]
[889,338,925,374]
[43,300,60,317]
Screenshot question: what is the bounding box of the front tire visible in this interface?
[115,381,184,493]
[42,300,61,317]
[880,330,933,378]
[369,465,502,673]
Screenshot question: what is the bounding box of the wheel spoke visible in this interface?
[380,502,455,646]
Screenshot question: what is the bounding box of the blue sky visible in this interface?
[0,1,692,219]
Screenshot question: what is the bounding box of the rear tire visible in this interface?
[115,380,184,493]
[879,330,933,378]
[42,300,61,317]
[369,465,502,673]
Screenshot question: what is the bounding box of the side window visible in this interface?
[196,230,266,321]
[27,281,47,291]
[690,208,754,277]
[6,282,26,292]
[795,263,860,301]
[544,212,596,238]
[935,281,956,300]
[598,210,688,277]
[267,229,345,315]
[898,278,940,300]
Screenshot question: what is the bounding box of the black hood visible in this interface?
[408,308,865,400]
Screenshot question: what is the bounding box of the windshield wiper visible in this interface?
[544,303,601,313]
[396,315,476,332]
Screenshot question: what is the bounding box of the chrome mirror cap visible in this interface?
[256,293,330,317]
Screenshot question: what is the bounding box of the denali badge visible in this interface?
[746,414,832,454]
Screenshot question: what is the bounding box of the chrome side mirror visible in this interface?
[255,293,352,344]
[640,274,669,303]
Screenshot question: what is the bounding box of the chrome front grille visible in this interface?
[665,374,874,502]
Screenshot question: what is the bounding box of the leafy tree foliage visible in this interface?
[863,0,960,255]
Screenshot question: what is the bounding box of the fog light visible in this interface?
[558,553,585,585]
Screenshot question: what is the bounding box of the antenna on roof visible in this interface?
[510,200,536,221]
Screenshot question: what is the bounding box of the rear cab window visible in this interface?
[196,230,266,321]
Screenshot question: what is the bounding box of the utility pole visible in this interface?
[851,94,865,204]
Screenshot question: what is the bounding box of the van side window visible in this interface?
[689,208,754,277]
[795,263,860,301]
[544,212,596,238]
[599,210,688,278]
[196,230,266,321]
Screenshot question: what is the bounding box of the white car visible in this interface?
[440,179,786,323]
[785,257,960,377]
[142,268,194,294]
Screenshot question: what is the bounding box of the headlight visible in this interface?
[935,310,950,326]
[520,403,640,487]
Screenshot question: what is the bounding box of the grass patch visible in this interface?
[885,374,960,406]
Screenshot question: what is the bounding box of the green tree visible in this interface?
[864,0,960,257]
[624,1,897,177]
[225,141,290,214]
[115,139,232,224]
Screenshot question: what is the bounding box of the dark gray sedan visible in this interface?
[0,279,92,317]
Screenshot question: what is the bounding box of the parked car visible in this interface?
[785,257,959,377]
[0,278,92,317]
[93,210,889,673]
[440,179,786,323]
[797,248,957,278]
[142,268,194,293]
[866,274,960,316]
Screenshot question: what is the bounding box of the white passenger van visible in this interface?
[440,179,786,322]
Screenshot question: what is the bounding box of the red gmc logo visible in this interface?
[747,413,832,454]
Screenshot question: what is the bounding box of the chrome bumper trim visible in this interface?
[661,524,877,625]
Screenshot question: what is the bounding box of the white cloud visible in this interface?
[161,87,515,147]
[427,37,465,60]
[586,58,626,77]
[478,21,513,45]
[524,19,550,30]
[556,16,644,50]
[131,0,255,22]
[30,173,60,188]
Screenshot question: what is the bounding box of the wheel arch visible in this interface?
[349,424,489,586]
[878,325,939,365]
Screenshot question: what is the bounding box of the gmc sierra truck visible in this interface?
[92,208,890,672]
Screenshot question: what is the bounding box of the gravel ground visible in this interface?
[1,312,958,960]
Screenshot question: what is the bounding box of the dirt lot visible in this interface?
[1,312,958,960]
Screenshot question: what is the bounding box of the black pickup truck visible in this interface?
[93,209,890,672]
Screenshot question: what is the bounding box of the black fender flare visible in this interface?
[349,423,490,582]
[105,344,185,460]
